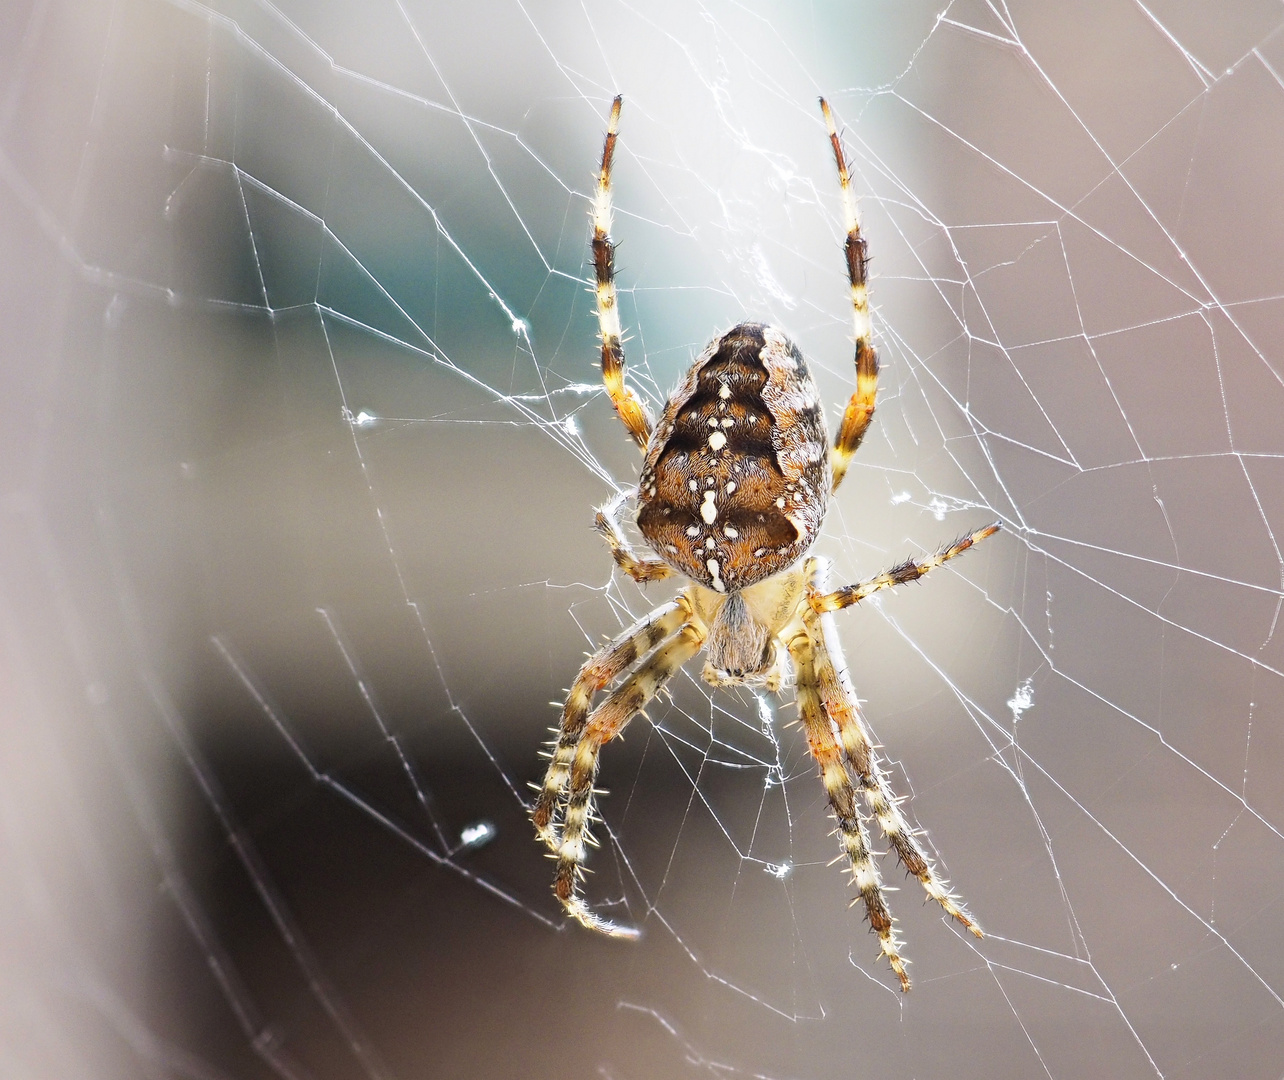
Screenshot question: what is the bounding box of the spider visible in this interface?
[532,96,1000,990]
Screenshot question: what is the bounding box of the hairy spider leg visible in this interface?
[595,488,674,583]
[809,522,1001,614]
[593,95,653,451]
[533,598,688,848]
[554,620,708,937]
[788,626,909,989]
[805,588,980,953]
[820,98,879,494]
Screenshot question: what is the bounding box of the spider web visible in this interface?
[4,0,1284,1077]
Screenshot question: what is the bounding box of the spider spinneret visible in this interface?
[531,95,1000,990]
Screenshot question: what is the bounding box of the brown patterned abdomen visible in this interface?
[637,323,830,592]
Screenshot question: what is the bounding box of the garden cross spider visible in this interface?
[532,96,999,990]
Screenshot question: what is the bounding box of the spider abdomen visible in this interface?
[637,322,831,592]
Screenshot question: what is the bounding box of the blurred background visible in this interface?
[4,1,1284,1077]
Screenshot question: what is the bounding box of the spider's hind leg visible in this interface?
[592,95,653,451]
[820,97,878,493]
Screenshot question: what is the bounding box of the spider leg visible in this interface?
[820,98,878,494]
[595,488,674,583]
[533,598,688,849]
[810,522,1000,614]
[593,95,653,451]
[787,628,909,990]
[804,564,981,944]
[554,620,707,937]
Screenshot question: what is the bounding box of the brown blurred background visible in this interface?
[4,1,1284,1077]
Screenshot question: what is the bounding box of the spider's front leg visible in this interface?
[533,598,688,847]
[533,597,706,937]
[787,628,909,989]
[553,621,705,936]
[806,602,980,945]
[800,556,981,988]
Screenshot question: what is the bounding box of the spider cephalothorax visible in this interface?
[531,95,1000,990]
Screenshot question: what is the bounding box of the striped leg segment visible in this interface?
[819,97,879,493]
[533,599,688,849]
[804,566,980,953]
[810,522,1001,615]
[596,489,674,583]
[593,95,653,451]
[554,622,707,937]
[787,630,908,990]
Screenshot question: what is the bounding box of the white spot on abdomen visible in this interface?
[708,431,727,451]
[700,491,718,524]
